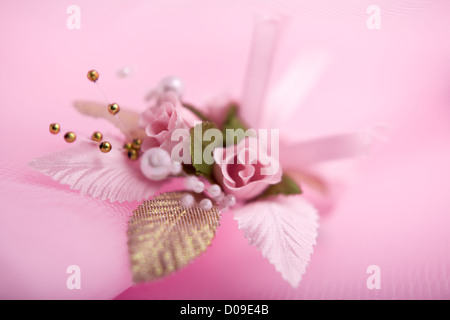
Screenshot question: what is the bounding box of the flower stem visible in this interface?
[181,102,211,122]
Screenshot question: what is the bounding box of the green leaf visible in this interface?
[258,174,302,199]
[223,103,247,131]
[222,104,251,146]
[190,122,222,178]
[182,102,211,122]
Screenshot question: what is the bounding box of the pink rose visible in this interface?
[139,92,189,153]
[213,137,282,200]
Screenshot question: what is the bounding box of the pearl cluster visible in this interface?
[181,176,236,211]
[140,148,182,181]
[157,76,184,98]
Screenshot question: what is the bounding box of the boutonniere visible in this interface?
[29,16,374,287]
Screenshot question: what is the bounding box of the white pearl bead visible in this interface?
[192,181,205,193]
[199,198,213,211]
[157,76,184,98]
[185,176,204,193]
[171,161,182,174]
[184,176,199,190]
[181,194,194,207]
[215,193,225,203]
[117,66,131,78]
[208,184,222,198]
[225,194,236,207]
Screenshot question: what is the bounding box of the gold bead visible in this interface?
[123,142,133,151]
[91,131,103,142]
[127,149,139,160]
[108,103,120,115]
[87,70,99,82]
[132,138,142,150]
[64,131,76,143]
[99,141,112,153]
[49,123,60,134]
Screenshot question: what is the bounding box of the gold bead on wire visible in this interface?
[49,123,60,134]
[132,138,142,150]
[91,131,103,142]
[99,141,112,153]
[108,103,120,115]
[64,131,76,143]
[127,149,139,161]
[87,70,99,82]
[123,142,133,151]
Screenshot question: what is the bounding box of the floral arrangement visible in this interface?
[29,16,373,288]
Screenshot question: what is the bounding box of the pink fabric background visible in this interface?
[0,0,449,299]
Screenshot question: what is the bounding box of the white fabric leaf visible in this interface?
[28,141,163,203]
[234,195,319,287]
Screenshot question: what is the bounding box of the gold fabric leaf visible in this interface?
[127,192,221,283]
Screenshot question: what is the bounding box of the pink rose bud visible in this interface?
[139,92,190,154]
[213,137,282,201]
